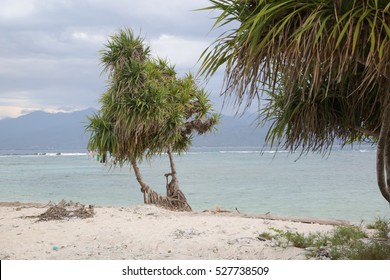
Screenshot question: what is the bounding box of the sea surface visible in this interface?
[0,146,389,223]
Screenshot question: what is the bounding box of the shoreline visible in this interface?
[0,201,350,226]
[0,201,345,260]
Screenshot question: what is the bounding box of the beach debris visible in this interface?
[202,206,239,214]
[53,246,59,251]
[227,237,258,246]
[172,228,204,239]
[26,199,94,221]
[257,236,267,242]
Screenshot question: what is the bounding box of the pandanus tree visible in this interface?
[87,28,218,211]
[200,0,390,202]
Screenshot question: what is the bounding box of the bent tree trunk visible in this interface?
[165,147,192,211]
[130,153,191,211]
[377,104,390,203]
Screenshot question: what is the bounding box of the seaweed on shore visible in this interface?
[26,199,94,221]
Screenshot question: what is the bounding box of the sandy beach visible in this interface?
[0,202,344,260]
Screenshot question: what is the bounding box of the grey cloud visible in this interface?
[0,0,228,119]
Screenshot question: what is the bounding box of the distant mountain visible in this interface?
[193,114,268,147]
[0,108,268,151]
[0,109,95,151]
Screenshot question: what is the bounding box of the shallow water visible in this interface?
[0,147,389,222]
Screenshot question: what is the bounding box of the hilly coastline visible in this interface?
[0,109,268,151]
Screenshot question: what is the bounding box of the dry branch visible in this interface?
[25,200,95,221]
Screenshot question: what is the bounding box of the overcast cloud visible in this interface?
[0,0,229,119]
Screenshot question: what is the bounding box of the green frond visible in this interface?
[199,0,390,153]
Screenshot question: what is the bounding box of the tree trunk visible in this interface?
[130,155,191,211]
[376,105,390,203]
[165,147,192,211]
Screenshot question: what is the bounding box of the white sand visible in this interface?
[0,203,339,260]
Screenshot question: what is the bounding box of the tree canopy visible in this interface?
[200,0,390,202]
[88,28,218,164]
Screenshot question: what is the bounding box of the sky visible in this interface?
[0,0,233,119]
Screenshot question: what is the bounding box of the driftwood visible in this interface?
[25,200,94,221]
[203,207,348,226]
[242,213,349,226]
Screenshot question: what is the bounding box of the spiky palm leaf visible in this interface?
[200,0,390,202]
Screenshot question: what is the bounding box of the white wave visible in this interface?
[358,150,374,153]
[219,151,261,154]
[15,152,87,157]
[219,150,291,154]
[60,153,87,156]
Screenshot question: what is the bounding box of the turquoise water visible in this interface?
[0,147,389,222]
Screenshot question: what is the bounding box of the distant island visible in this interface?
[0,108,268,151]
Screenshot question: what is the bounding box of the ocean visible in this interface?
[0,146,389,223]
